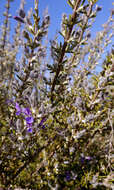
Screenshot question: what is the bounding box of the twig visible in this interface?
[51,0,82,103]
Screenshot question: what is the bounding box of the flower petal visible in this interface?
[25,117,34,124]
[15,102,21,115]
[27,127,33,133]
[22,107,31,116]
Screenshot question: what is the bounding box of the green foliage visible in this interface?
[0,0,113,189]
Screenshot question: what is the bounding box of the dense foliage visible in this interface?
[0,0,113,189]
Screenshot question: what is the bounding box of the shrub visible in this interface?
[0,0,113,189]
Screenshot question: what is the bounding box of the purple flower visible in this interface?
[26,119,33,133]
[25,117,34,124]
[65,171,71,181]
[80,156,85,164]
[22,107,32,116]
[27,127,33,133]
[15,102,22,115]
[9,100,34,132]
[42,125,45,129]
[24,109,34,132]
[6,99,14,105]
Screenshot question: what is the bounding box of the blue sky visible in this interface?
[0,0,113,41]
[0,0,113,74]
[39,0,113,39]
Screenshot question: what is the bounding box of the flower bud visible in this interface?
[13,16,25,23]
[96,6,102,12]
[19,9,25,18]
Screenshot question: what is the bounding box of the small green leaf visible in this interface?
[67,0,74,9]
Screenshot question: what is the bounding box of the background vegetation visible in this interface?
[0,0,113,189]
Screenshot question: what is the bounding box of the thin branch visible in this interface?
[1,0,10,78]
[71,1,93,63]
[51,0,82,103]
